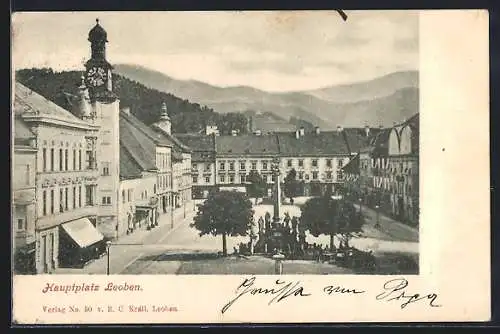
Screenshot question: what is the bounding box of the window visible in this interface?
[229,162,235,171]
[219,162,225,170]
[59,149,63,171]
[240,162,246,170]
[229,175,234,183]
[192,163,198,170]
[85,185,94,206]
[337,171,343,180]
[312,159,318,167]
[85,150,95,170]
[73,187,76,209]
[305,174,310,180]
[298,159,304,167]
[102,162,110,176]
[338,159,344,168]
[122,190,126,203]
[251,162,257,170]
[287,159,292,167]
[50,148,55,171]
[312,171,318,179]
[17,218,24,230]
[25,165,30,185]
[42,190,47,216]
[50,189,54,214]
[154,184,157,194]
[59,189,64,212]
[42,148,47,171]
[205,164,210,171]
[299,172,304,180]
[205,176,210,183]
[240,174,246,183]
[79,150,82,170]
[326,171,332,179]
[262,162,268,170]
[73,149,76,170]
[326,159,332,168]
[219,175,225,183]
[65,188,68,210]
[64,149,69,171]
[102,196,111,205]
[193,176,198,184]
[78,186,82,207]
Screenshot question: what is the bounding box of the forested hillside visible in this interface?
[15,68,249,135]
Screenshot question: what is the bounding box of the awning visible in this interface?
[61,218,104,248]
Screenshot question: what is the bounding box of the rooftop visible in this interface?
[216,134,280,156]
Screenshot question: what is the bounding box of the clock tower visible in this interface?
[85,19,120,239]
[85,19,115,100]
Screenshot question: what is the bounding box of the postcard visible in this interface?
[11,10,490,324]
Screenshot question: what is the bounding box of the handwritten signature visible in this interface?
[375,278,442,309]
[221,277,311,314]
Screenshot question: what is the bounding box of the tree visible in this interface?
[246,170,267,203]
[300,195,364,249]
[191,191,254,256]
[283,169,300,202]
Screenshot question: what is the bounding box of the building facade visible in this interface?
[177,133,216,199]
[14,82,104,273]
[12,117,38,274]
[342,114,419,226]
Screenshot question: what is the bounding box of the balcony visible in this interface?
[36,205,98,230]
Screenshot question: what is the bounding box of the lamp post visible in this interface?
[106,241,111,275]
[374,205,380,229]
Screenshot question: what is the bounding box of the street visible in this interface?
[55,200,419,275]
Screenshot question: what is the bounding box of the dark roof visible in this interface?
[176,134,215,162]
[342,128,382,154]
[150,123,191,154]
[119,144,144,179]
[119,113,160,176]
[88,20,108,42]
[342,154,360,174]
[216,134,279,156]
[121,111,172,147]
[276,131,350,156]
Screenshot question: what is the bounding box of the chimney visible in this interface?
[315,126,320,135]
[299,127,305,136]
[336,125,343,133]
[295,130,300,139]
[121,107,131,115]
[364,125,370,137]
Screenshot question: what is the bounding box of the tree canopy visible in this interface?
[301,196,364,248]
[283,168,300,200]
[191,191,254,255]
[246,170,267,199]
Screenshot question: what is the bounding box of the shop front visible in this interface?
[135,196,159,230]
[58,217,105,268]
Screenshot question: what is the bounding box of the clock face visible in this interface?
[87,67,107,87]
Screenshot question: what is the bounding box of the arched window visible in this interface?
[388,129,400,155]
[400,125,413,155]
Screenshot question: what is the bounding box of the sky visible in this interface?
[12,11,419,92]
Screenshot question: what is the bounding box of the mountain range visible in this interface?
[114,64,419,129]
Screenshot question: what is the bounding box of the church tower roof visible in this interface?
[160,102,170,121]
[88,18,108,43]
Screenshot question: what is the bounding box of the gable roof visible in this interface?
[150,123,191,153]
[276,131,350,156]
[216,134,280,156]
[14,82,97,130]
[120,144,145,179]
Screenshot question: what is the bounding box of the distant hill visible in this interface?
[14,68,248,135]
[114,64,419,129]
[304,71,419,103]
